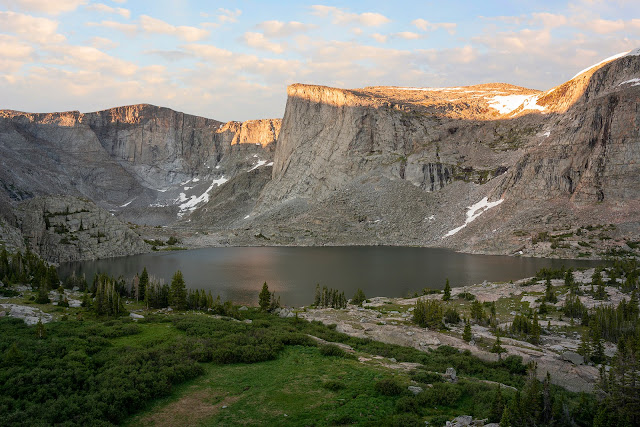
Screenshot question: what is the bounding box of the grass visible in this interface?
[127,345,403,426]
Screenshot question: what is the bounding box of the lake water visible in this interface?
[59,246,602,307]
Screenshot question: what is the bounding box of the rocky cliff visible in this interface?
[244,50,640,258]
[0,104,280,260]
[2,50,640,261]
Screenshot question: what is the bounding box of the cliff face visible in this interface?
[0,105,280,260]
[2,51,640,261]
[248,51,640,257]
[14,195,149,262]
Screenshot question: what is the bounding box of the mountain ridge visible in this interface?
[1,50,639,261]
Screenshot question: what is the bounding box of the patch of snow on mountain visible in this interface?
[571,51,629,79]
[619,78,640,87]
[487,94,544,114]
[176,176,228,217]
[248,160,267,172]
[443,197,504,238]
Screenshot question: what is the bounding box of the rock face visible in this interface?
[247,50,640,256]
[14,195,149,262]
[2,51,640,260]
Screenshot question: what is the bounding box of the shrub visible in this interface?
[458,292,476,301]
[375,378,404,396]
[413,299,443,329]
[410,370,444,384]
[444,307,461,324]
[392,413,423,426]
[319,344,346,357]
[323,380,346,391]
[351,288,366,306]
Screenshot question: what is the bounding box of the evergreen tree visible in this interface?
[471,300,485,323]
[544,277,557,303]
[463,320,472,342]
[413,298,444,329]
[139,267,149,302]
[489,385,505,423]
[443,279,451,301]
[352,288,366,306]
[491,331,506,358]
[169,270,187,310]
[259,282,271,311]
[530,311,541,344]
[314,284,321,306]
[35,280,50,304]
[35,318,46,339]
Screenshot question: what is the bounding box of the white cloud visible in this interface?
[256,20,313,38]
[0,34,33,73]
[530,13,568,28]
[140,15,209,42]
[371,33,387,43]
[243,32,284,54]
[0,11,66,44]
[311,5,390,27]
[45,45,138,76]
[583,18,625,34]
[86,20,137,35]
[0,0,87,15]
[218,8,241,24]
[85,3,130,19]
[89,36,118,50]
[411,19,457,34]
[395,31,421,40]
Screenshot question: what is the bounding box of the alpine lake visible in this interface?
[59,246,603,307]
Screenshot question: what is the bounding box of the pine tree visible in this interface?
[491,331,506,358]
[489,385,505,423]
[139,267,148,302]
[471,300,485,323]
[463,320,472,342]
[352,288,366,306]
[169,270,187,310]
[35,318,46,339]
[530,311,541,344]
[443,279,451,301]
[544,277,557,303]
[314,284,321,306]
[259,282,271,311]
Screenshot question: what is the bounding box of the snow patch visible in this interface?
[572,51,629,79]
[443,197,504,238]
[542,131,551,137]
[119,199,134,208]
[619,78,640,87]
[244,215,250,219]
[157,188,169,192]
[176,176,228,217]
[183,186,193,191]
[215,165,220,169]
[487,94,545,115]
[192,178,200,182]
[248,160,267,172]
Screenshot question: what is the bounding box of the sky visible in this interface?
[0,0,639,121]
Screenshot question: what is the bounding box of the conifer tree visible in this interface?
[169,270,187,310]
[463,320,472,342]
[443,278,451,301]
[489,385,505,423]
[259,282,271,311]
[139,267,149,302]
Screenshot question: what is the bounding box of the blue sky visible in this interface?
[0,0,639,120]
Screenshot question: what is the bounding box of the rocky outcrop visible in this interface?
[14,195,149,262]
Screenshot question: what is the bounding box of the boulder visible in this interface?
[445,367,457,383]
[407,386,423,395]
[130,312,144,320]
[562,351,584,365]
[239,306,248,311]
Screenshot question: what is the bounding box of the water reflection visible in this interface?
[59,246,603,307]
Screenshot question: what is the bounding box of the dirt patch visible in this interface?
[139,388,239,427]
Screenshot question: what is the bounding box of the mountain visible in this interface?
[1,50,639,261]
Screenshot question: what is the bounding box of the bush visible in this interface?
[413,299,443,329]
[375,378,404,396]
[458,292,476,301]
[411,370,444,384]
[319,344,346,357]
[351,288,366,306]
[392,413,423,426]
[444,307,461,324]
[323,380,346,391]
